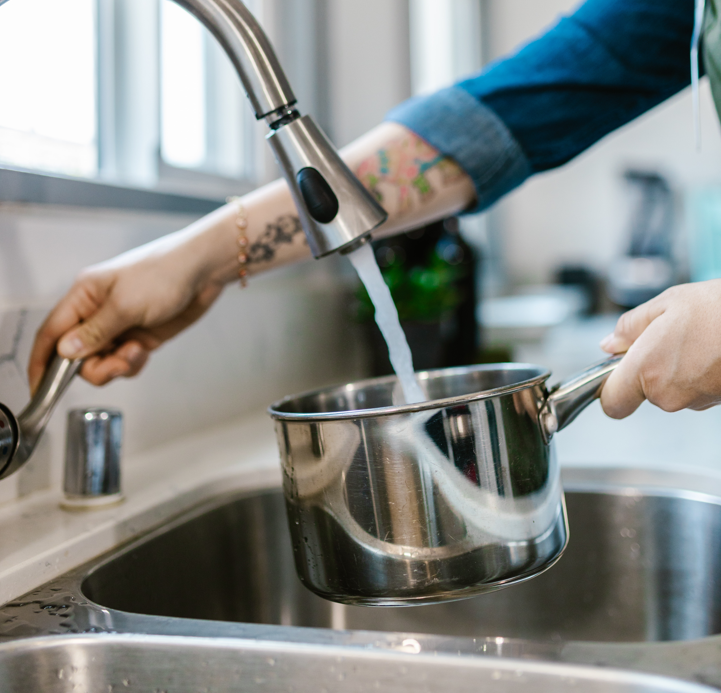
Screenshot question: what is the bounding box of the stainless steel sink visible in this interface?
[81,485,721,644]
[4,468,721,690]
[0,633,715,693]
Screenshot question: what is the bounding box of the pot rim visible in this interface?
[268,362,552,422]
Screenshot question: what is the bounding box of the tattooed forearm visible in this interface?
[248,214,306,265]
[355,132,465,213]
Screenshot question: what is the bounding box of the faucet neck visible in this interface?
[173,0,297,120]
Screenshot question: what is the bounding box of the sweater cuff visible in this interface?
[386,86,531,214]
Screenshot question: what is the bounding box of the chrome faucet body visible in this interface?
[0,0,389,479]
[167,0,389,256]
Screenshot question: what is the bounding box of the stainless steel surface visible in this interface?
[3,470,721,689]
[63,408,123,505]
[269,359,619,605]
[541,354,624,439]
[267,115,388,257]
[74,486,721,644]
[0,635,714,693]
[0,354,81,480]
[6,471,721,689]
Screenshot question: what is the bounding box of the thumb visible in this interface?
[600,293,670,354]
[600,351,646,419]
[57,301,133,360]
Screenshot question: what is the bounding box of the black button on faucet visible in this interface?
[297,167,340,224]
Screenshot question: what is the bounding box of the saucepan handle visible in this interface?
[540,354,623,442]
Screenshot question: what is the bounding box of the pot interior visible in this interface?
[272,364,549,418]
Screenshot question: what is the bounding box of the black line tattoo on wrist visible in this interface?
[248,215,306,264]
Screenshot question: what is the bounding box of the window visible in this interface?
[0,0,97,177]
[0,0,258,194]
[160,0,248,181]
[161,0,207,170]
[409,0,484,96]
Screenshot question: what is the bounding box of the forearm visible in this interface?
[178,122,475,287]
[28,125,473,387]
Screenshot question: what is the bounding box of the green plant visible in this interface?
[355,249,464,323]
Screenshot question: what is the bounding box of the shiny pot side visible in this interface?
[270,359,620,606]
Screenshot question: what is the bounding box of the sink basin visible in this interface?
[5,468,721,690]
[82,484,721,644]
[0,633,715,693]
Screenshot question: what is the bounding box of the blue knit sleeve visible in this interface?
[387,0,695,214]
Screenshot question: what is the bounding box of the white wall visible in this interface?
[482,0,721,285]
[0,203,365,505]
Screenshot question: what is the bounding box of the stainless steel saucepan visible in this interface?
[269,356,621,607]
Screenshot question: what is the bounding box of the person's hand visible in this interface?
[600,280,721,419]
[28,231,227,393]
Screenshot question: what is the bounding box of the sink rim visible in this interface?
[0,632,717,693]
[4,466,721,689]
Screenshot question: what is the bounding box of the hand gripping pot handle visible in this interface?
[540,354,623,442]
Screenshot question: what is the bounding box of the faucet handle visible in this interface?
[18,355,82,440]
[0,354,82,480]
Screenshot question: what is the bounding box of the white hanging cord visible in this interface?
[692,0,707,151]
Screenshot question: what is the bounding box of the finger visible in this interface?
[112,340,149,376]
[28,282,107,394]
[600,292,671,354]
[600,351,647,419]
[79,341,149,386]
[57,298,136,361]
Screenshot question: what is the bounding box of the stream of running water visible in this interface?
[347,242,426,405]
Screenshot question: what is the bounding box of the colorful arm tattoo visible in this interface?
[355,133,465,213]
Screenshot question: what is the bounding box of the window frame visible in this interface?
[96,0,262,198]
[0,0,317,210]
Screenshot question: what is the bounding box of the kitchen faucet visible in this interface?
[0,0,388,480]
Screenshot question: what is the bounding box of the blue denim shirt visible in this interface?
[387,0,696,213]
